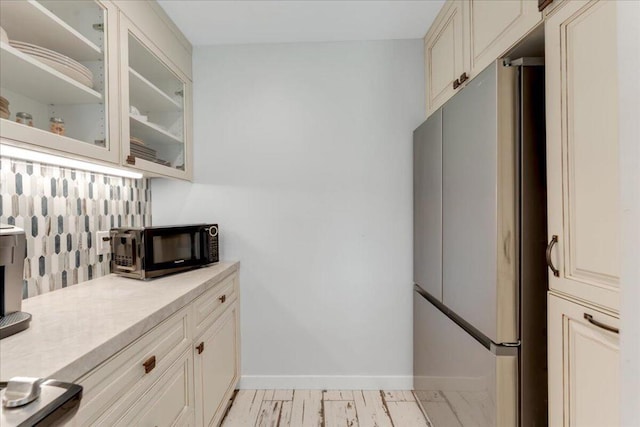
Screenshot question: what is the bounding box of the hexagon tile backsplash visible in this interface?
[0,156,152,298]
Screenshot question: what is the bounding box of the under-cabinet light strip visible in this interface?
[0,145,143,179]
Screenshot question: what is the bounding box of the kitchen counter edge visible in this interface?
[0,261,239,382]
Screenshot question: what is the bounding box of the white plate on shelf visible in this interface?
[20,49,93,80]
[130,113,148,122]
[9,41,93,80]
[28,54,93,88]
[10,45,93,80]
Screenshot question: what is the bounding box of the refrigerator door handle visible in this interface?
[490,341,520,356]
[416,285,521,356]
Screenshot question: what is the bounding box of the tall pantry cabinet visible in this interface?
[422,0,623,424]
[544,0,621,425]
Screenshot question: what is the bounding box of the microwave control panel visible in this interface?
[207,225,219,263]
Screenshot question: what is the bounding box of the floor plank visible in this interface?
[279,401,293,427]
[385,401,431,427]
[352,390,393,427]
[414,390,446,403]
[381,390,416,402]
[222,390,266,427]
[221,389,432,427]
[274,389,294,401]
[290,390,323,427]
[323,390,355,401]
[256,400,283,427]
[263,390,275,401]
[263,390,294,401]
[324,401,359,427]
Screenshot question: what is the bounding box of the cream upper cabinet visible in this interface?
[119,14,193,180]
[424,0,543,118]
[110,0,192,80]
[0,0,120,163]
[424,0,467,117]
[544,0,620,312]
[467,0,541,76]
[548,293,620,427]
[0,0,193,180]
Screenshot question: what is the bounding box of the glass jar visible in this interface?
[16,112,33,127]
[49,117,65,135]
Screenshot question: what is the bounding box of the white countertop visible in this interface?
[0,261,239,382]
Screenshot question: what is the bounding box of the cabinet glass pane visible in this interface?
[0,0,110,150]
[127,32,185,171]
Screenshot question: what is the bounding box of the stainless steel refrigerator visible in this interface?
[413,59,547,426]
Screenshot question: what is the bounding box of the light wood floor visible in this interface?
[221,389,433,427]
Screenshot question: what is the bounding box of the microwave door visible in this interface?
[145,227,204,272]
[150,233,194,265]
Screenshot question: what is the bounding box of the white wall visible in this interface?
[152,40,425,389]
[618,1,640,425]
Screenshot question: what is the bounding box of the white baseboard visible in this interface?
[239,375,413,390]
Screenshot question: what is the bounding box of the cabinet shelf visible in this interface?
[129,68,182,113]
[0,0,102,62]
[129,35,182,93]
[0,118,108,158]
[130,115,183,146]
[129,156,185,179]
[0,42,102,105]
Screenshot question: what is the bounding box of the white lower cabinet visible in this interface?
[117,348,195,427]
[72,272,240,427]
[74,305,192,426]
[194,303,240,427]
[548,292,620,427]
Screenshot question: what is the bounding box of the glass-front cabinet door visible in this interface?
[0,0,119,163]
[119,14,191,180]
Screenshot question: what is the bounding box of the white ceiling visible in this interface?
[157,0,445,46]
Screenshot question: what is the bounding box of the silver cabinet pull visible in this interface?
[584,313,619,334]
[546,235,560,277]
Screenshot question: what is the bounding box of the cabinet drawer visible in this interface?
[116,347,194,427]
[75,306,191,425]
[193,272,238,337]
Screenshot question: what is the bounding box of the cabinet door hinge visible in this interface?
[92,23,104,32]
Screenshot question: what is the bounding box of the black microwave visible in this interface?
[110,224,219,279]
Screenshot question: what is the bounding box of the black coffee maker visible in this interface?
[0,225,30,339]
